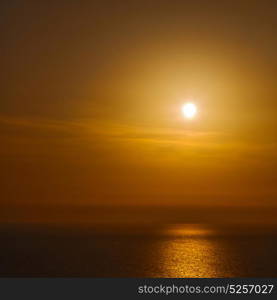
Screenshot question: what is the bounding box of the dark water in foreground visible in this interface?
[1,223,277,277]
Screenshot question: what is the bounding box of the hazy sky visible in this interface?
[1,0,277,209]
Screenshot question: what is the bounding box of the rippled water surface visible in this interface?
[1,223,277,277]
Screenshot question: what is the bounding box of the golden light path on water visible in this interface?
[156,224,234,278]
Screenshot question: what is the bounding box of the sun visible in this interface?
[182,102,197,119]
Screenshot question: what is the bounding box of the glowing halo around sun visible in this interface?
[182,102,197,119]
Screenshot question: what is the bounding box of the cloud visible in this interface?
[1,115,276,162]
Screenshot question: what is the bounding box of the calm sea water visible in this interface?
[0,223,277,277]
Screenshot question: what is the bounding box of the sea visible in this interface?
[0,223,277,277]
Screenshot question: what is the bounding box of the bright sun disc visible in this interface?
[182,102,197,119]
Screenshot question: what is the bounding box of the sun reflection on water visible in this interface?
[164,224,214,237]
[157,224,232,277]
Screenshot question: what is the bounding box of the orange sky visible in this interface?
[1,1,277,213]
